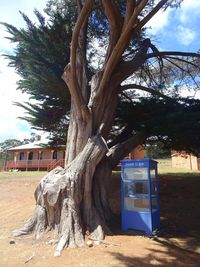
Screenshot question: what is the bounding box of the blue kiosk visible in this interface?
[121,158,160,236]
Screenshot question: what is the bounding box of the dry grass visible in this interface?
[0,161,200,266]
[156,158,200,176]
[0,171,47,180]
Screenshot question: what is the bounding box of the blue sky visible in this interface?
[147,1,200,52]
[0,0,200,142]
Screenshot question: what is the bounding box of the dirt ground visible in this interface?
[0,172,200,267]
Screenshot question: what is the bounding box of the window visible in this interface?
[19,152,25,160]
[52,150,57,159]
[124,168,148,180]
[28,152,33,160]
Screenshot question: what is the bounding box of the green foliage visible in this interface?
[1,0,199,153]
[0,139,22,152]
[115,96,200,156]
[1,5,73,135]
[145,142,171,159]
[0,139,23,167]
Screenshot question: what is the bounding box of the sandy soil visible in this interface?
[0,172,200,267]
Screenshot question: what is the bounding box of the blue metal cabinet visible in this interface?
[121,158,160,236]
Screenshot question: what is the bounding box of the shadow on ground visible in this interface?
[108,174,200,266]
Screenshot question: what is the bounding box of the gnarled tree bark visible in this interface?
[14,0,198,256]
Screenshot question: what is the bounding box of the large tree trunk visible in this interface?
[13,0,166,256]
[11,0,200,257]
[13,87,144,256]
[13,63,145,255]
[13,72,120,256]
[14,135,109,256]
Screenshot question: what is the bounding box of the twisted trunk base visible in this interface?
[13,136,112,256]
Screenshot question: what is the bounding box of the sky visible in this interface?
[0,0,47,142]
[0,0,200,143]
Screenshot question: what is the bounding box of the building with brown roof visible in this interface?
[5,137,65,171]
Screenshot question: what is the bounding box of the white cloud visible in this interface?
[0,0,47,53]
[146,8,171,34]
[179,0,200,23]
[181,0,200,9]
[181,87,200,100]
[176,25,196,46]
[0,0,48,142]
[0,0,46,25]
[0,56,31,141]
[146,0,200,35]
[0,29,15,54]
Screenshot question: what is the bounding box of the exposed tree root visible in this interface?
[13,135,111,256]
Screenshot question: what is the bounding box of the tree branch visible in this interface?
[111,38,151,88]
[120,92,134,104]
[164,58,200,88]
[147,51,200,59]
[96,0,148,98]
[108,132,145,168]
[120,83,171,99]
[108,125,134,149]
[102,0,123,61]
[165,56,200,69]
[62,0,94,120]
[122,0,136,30]
[134,0,169,33]
[71,0,93,76]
